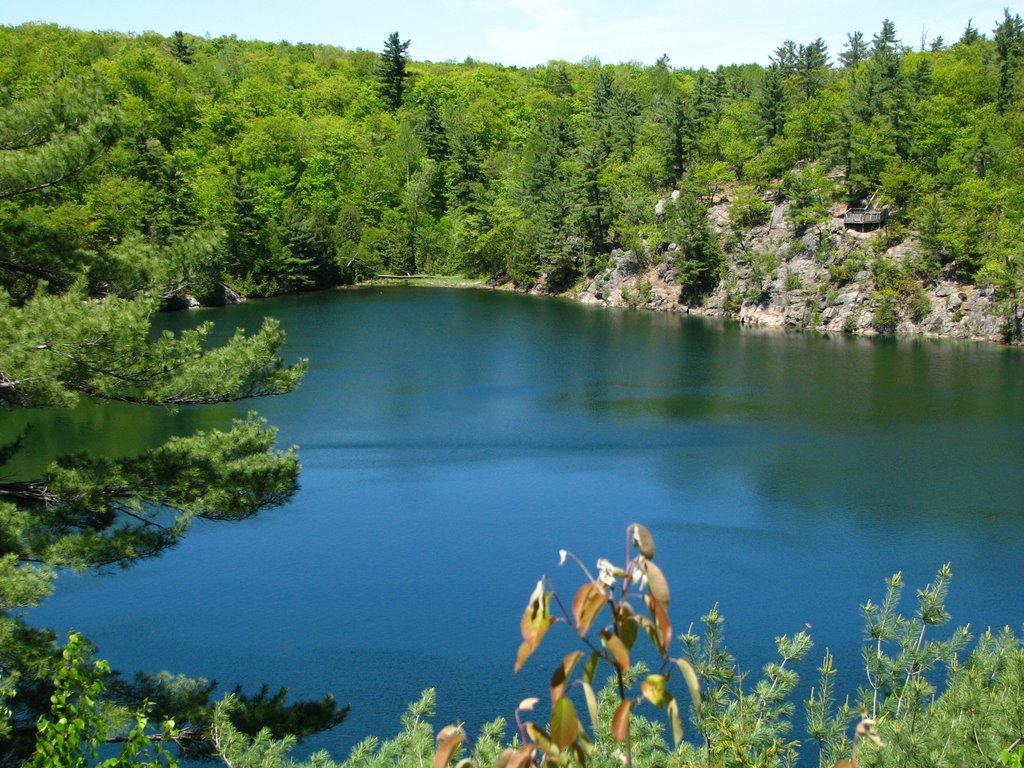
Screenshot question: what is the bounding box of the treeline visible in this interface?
[1,14,1022,305]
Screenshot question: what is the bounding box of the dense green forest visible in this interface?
[2,13,1024,768]
[1,15,1023,307]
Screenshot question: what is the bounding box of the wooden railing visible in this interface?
[844,208,887,226]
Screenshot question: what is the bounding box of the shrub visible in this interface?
[873,289,900,332]
[729,186,773,230]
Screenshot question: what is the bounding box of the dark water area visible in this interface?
[15,287,1024,761]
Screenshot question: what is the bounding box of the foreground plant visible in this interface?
[436,523,702,768]
[19,527,1023,768]
[26,632,179,768]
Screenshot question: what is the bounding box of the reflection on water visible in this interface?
[21,288,1024,761]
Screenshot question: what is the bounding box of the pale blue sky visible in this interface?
[0,1,1012,68]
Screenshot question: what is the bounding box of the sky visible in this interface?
[0,1,1014,69]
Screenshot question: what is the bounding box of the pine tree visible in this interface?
[758,63,787,141]
[872,19,901,60]
[0,77,118,203]
[994,9,1024,114]
[378,32,411,111]
[771,40,799,75]
[959,19,981,45]
[795,38,830,100]
[839,31,868,67]
[169,31,193,65]
[0,78,330,759]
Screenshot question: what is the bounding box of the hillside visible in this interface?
[1,16,1022,345]
[575,188,1011,342]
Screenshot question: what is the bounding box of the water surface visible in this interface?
[18,288,1024,759]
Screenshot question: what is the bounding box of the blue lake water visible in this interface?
[21,287,1024,761]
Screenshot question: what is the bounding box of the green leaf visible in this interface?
[527,722,567,764]
[583,652,600,685]
[667,696,684,747]
[641,674,669,707]
[549,696,580,750]
[674,657,702,714]
[619,615,639,650]
[644,560,670,608]
[550,651,583,704]
[582,681,599,733]
[631,523,655,559]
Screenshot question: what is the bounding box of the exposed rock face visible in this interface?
[575,194,1016,344]
[215,282,246,306]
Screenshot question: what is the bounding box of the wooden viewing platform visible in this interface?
[844,206,889,229]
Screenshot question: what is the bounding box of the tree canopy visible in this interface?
[0,65,342,760]
[1,9,1024,761]
[1,15,1022,300]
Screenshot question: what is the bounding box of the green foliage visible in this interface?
[28,632,179,768]
[0,288,304,409]
[729,187,772,231]
[907,289,932,323]
[621,279,652,308]
[747,250,780,304]
[679,608,813,768]
[784,269,803,291]
[378,33,411,111]
[0,76,120,203]
[782,163,834,235]
[3,19,1022,300]
[872,289,900,332]
[440,524,702,768]
[0,61,343,763]
[662,190,725,303]
[2,13,1024,764]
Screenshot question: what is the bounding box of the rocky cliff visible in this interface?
[573,195,1015,344]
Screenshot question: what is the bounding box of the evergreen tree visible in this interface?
[771,40,799,75]
[0,73,337,760]
[589,69,615,157]
[872,19,901,60]
[795,38,830,99]
[839,31,868,67]
[665,188,724,302]
[419,92,449,163]
[994,9,1024,114]
[959,19,981,45]
[578,141,609,257]
[910,56,935,98]
[607,79,641,160]
[378,31,411,111]
[0,77,118,204]
[225,171,270,287]
[758,63,787,141]
[169,31,193,65]
[544,63,575,97]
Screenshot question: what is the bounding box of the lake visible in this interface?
[17,287,1024,761]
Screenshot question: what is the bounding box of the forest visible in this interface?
[1,11,1023,768]
[1,15,1023,310]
